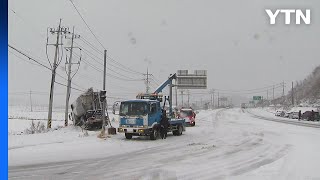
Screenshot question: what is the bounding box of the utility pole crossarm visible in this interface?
[143,68,153,94]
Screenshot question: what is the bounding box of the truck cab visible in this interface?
[117,99,185,140]
[117,99,162,139]
[117,73,186,140]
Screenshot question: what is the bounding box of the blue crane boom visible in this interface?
[154,73,177,94]
[153,73,176,116]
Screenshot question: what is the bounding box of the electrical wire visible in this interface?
[55,81,85,92]
[9,44,51,70]
[75,41,145,77]
[9,44,86,91]
[73,52,144,81]
[213,83,284,93]
[69,0,106,50]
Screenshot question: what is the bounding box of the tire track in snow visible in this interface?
[178,109,291,180]
[9,109,291,180]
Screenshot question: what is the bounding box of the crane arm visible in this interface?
[154,73,177,94]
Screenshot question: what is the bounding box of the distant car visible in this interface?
[284,112,290,118]
[275,110,285,117]
[178,108,196,126]
[302,111,320,121]
[289,112,299,119]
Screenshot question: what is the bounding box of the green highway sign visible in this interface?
[253,96,262,101]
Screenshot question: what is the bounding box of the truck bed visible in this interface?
[169,118,185,125]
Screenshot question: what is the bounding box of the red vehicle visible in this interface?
[178,108,196,126]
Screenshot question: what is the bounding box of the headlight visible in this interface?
[138,129,144,133]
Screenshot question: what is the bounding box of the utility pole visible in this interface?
[143,68,152,93]
[47,19,64,129]
[187,90,190,107]
[181,90,184,107]
[217,92,220,108]
[29,90,33,112]
[292,81,294,106]
[282,81,285,97]
[169,82,173,118]
[273,85,275,102]
[282,81,285,106]
[210,89,215,109]
[102,50,107,132]
[175,80,178,107]
[64,26,80,127]
[273,85,275,110]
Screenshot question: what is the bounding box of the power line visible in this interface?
[9,91,82,96]
[213,83,284,93]
[76,41,145,77]
[69,0,106,50]
[150,75,162,84]
[10,6,143,80]
[55,81,85,92]
[107,56,144,75]
[74,52,143,81]
[191,84,284,96]
[9,44,51,70]
[73,27,143,76]
[9,44,86,91]
[79,37,103,55]
[77,46,141,79]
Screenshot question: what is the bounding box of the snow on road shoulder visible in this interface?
[9,125,148,167]
[8,110,219,167]
[249,108,320,125]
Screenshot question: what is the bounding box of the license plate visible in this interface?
[126,129,133,133]
[126,119,136,124]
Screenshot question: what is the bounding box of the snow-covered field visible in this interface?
[8,108,320,180]
[8,106,67,135]
[8,106,117,135]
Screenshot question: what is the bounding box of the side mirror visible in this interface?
[112,101,120,115]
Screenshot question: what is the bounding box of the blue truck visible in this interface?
[116,73,186,140]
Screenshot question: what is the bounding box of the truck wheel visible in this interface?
[150,128,159,140]
[172,129,178,136]
[177,125,183,136]
[125,133,133,139]
[192,122,195,126]
[173,125,183,136]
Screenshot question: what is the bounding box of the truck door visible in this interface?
[148,102,161,126]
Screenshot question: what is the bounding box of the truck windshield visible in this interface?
[120,102,148,116]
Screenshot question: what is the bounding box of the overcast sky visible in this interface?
[8,0,320,108]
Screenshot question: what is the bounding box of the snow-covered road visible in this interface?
[8,108,320,180]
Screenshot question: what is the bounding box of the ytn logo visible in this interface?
[266,9,311,24]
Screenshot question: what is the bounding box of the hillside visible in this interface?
[287,65,320,106]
